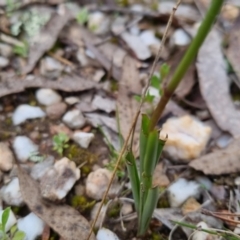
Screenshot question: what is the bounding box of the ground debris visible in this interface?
[17,165,95,240]
[189,138,240,175]
[197,29,240,137]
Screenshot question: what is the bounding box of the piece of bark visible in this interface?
[189,138,240,175]
[117,55,142,155]
[196,29,240,137]
[22,9,73,74]
[17,166,95,240]
[0,74,95,98]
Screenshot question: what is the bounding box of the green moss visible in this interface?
[110,81,118,92]
[66,144,97,165]
[0,132,11,140]
[5,117,12,126]
[70,195,95,211]
[107,202,121,218]
[81,165,91,175]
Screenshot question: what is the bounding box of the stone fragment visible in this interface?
[167,178,200,207]
[17,213,45,240]
[0,143,14,172]
[1,177,24,206]
[40,157,80,201]
[46,102,67,120]
[73,131,94,149]
[161,115,211,162]
[62,109,86,129]
[13,136,38,162]
[86,168,120,200]
[12,104,46,125]
[36,88,62,106]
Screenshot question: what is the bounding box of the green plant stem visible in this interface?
[149,0,224,131]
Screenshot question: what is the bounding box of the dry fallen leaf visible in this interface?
[0,75,95,98]
[196,29,240,137]
[189,138,240,175]
[226,14,240,80]
[66,25,123,81]
[168,49,195,99]
[22,9,73,74]
[117,55,142,155]
[17,166,95,240]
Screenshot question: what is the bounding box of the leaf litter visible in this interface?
[1,0,240,239]
[17,165,95,240]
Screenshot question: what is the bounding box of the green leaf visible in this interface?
[134,95,142,102]
[10,225,17,236]
[12,230,25,240]
[126,150,140,212]
[151,75,160,89]
[139,187,159,235]
[2,207,10,232]
[160,63,170,79]
[76,7,89,25]
[144,92,155,103]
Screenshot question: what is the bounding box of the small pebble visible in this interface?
[73,131,94,148]
[88,12,111,35]
[192,222,212,240]
[36,88,62,106]
[0,209,16,232]
[46,102,67,120]
[0,56,9,68]
[12,104,46,125]
[170,29,191,47]
[0,43,12,58]
[17,213,45,240]
[0,143,14,172]
[64,96,80,105]
[96,228,120,240]
[161,115,212,162]
[92,95,116,113]
[1,177,24,206]
[40,157,80,201]
[13,136,38,162]
[86,168,120,200]
[121,202,133,215]
[62,109,86,129]
[167,178,200,207]
[40,56,63,79]
[216,133,233,148]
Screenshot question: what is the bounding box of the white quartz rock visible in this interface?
[17,213,45,240]
[97,228,120,240]
[86,168,121,200]
[36,88,62,106]
[13,136,38,162]
[92,95,116,113]
[168,178,200,207]
[192,222,212,240]
[88,12,111,35]
[12,104,46,125]
[161,115,211,162]
[0,143,14,171]
[0,209,17,232]
[1,177,24,206]
[170,29,191,47]
[73,131,94,149]
[62,109,86,129]
[40,157,80,201]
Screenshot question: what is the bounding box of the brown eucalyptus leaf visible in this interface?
[17,166,95,240]
[117,55,142,155]
[22,9,73,74]
[189,138,240,175]
[196,29,240,137]
[226,14,240,80]
[0,75,95,98]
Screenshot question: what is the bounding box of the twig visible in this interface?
[47,52,75,67]
[86,1,182,239]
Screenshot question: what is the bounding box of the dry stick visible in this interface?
[86,1,182,239]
